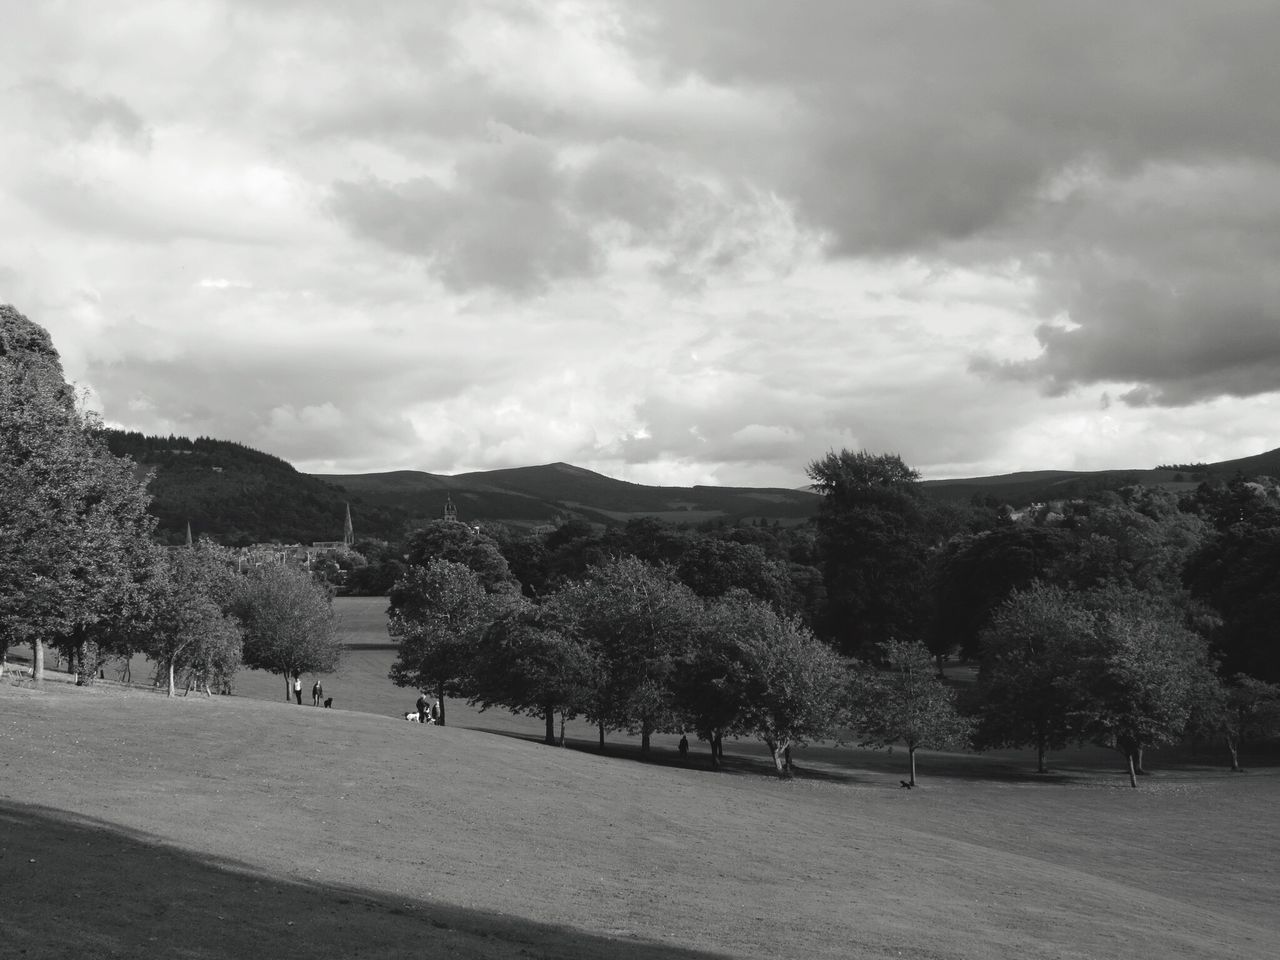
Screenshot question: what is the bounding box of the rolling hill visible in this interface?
[105,428,1280,545]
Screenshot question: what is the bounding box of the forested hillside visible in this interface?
[102,432,401,544]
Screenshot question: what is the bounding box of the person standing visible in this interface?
[312,680,323,706]
[679,734,689,764]
[293,674,302,705]
[416,693,428,724]
[429,699,441,725]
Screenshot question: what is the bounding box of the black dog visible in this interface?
[323,697,333,709]
[899,780,913,789]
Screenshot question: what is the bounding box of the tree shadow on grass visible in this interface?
[0,800,731,960]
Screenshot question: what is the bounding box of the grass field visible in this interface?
[2,599,1278,958]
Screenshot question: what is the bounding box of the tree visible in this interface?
[1194,674,1280,772]
[1073,585,1216,787]
[551,556,703,754]
[686,593,848,777]
[234,562,341,701]
[0,305,156,681]
[931,526,1076,662]
[388,559,511,726]
[975,582,1092,773]
[853,639,972,787]
[470,603,597,744]
[133,547,244,697]
[404,520,520,594]
[807,450,933,656]
[1186,524,1280,682]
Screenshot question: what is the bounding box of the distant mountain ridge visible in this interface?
[104,429,1280,545]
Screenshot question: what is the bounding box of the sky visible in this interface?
[3,1,1279,488]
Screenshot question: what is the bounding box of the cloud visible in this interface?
[5,0,1280,490]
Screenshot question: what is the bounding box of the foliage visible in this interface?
[388,559,514,725]
[807,450,934,656]
[686,593,848,777]
[852,639,972,786]
[975,582,1093,772]
[1185,522,1280,682]
[133,546,244,697]
[931,526,1076,660]
[233,561,341,700]
[551,556,703,753]
[1073,584,1216,786]
[403,520,520,593]
[0,306,156,679]
[469,603,598,744]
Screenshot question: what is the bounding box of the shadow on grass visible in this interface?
[0,800,730,960]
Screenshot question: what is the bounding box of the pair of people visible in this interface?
[415,694,441,724]
[291,675,324,706]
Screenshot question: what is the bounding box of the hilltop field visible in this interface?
[3,619,1278,959]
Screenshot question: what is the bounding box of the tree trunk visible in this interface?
[1126,751,1138,788]
[1035,722,1047,774]
[641,722,651,756]
[283,674,291,702]
[713,731,723,767]
[1135,746,1147,775]
[435,681,446,727]
[908,746,917,787]
[558,712,566,747]
[598,719,605,752]
[767,739,792,779]
[1227,735,1241,772]
[543,704,555,745]
[167,661,176,698]
[33,638,44,681]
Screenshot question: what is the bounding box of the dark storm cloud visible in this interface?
[628,1,1280,406]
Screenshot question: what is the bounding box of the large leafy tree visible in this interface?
[1190,673,1280,772]
[404,520,520,594]
[552,556,703,754]
[388,559,512,726]
[234,561,342,701]
[975,582,1093,772]
[1074,585,1216,787]
[852,639,972,787]
[0,305,155,681]
[469,602,597,744]
[685,592,848,777]
[135,547,244,697]
[807,450,934,657]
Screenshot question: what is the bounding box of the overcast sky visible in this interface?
[4,1,1279,487]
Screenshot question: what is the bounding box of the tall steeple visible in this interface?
[443,494,458,523]
[186,521,193,548]
[343,503,354,546]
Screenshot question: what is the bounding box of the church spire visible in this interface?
[443,494,458,523]
[186,521,193,548]
[343,502,354,546]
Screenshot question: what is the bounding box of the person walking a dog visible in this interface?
[293,674,302,705]
[312,680,323,706]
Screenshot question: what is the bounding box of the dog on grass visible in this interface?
[404,711,419,722]
[323,697,332,708]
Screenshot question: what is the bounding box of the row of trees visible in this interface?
[1,305,341,697]
[388,549,971,781]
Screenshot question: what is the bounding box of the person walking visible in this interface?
[293,674,302,705]
[416,693,428,724]
[311,680,323,706]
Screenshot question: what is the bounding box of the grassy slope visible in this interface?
[2,671,1277,960]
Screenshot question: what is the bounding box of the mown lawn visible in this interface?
[2,672,1277,960]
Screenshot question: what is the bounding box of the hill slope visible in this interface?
[3,678,1277,960]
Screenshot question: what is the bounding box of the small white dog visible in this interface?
[403,711,420,722]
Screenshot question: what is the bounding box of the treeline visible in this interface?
[382,452,1280,785]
